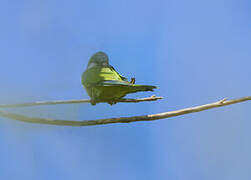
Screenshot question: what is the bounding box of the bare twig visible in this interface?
[0,96,250,127]
[0,95,163,108]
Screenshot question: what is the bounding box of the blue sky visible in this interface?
[0,0,250,179]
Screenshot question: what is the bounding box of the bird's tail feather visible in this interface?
[126,84,157,93]
[97,80,157,93]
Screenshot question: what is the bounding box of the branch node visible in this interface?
[218,98,228,104]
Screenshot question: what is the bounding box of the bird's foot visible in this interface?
[90,99,97,106]
[108,101,117,106]
[130,77,136,84]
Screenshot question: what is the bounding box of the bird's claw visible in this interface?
[108,101,117,106]
[130,78,136,84]
[90,99,97,106]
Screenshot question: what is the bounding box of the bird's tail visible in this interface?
[126,84,157,93]
[96,80,157,94]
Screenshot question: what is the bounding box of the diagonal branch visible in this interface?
[0,95,163,108]
[0,96,250,127]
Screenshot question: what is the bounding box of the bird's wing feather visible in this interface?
[96,80,131,86]
[82,66,127,87]
[109,65,129,82]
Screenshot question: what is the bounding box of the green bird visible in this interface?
[82,52,157,105]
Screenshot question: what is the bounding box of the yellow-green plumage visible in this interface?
[82,52,157,105]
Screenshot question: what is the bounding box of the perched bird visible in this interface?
[82,52,157,105]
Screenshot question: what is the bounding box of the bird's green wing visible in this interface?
[82,66,126,87]
[96,80,131,86]
[109,65,129,82]
[82,65,156,104]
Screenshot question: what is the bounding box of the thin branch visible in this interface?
[0,95,163,108]
[0,96,250,127]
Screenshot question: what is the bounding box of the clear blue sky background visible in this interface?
[0,0,250,179]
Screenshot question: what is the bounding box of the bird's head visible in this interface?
[87,51,109,69]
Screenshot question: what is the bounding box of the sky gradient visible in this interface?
[0,0,251,179]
